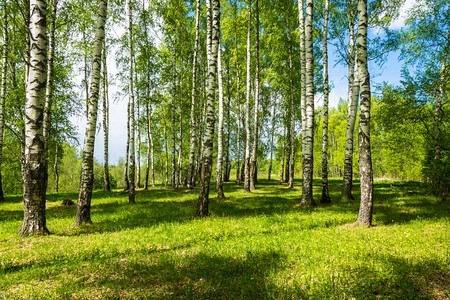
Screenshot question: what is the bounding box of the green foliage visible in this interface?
[0,179,448,298]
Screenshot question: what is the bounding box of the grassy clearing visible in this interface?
[0,178,449,299]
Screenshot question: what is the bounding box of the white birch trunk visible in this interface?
[196,0,220,217]
[216,39,225,199]
[127,0,136,203]
[243,0,251,193]
[75,0,107,225]
[0,0,7,203]
[321,0,331,203]
[301,0,316,206]
[341,5,358,200]
[250,0,260,190]
[355,0,373,226]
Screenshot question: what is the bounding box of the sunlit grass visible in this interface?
[0,178,448,299]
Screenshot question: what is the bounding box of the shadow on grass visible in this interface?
[1,179,448,234]
[67,250,287,299]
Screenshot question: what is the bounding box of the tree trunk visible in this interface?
[268,96,276,181]
[171,51,176,188]
[124,100,130,191]
[234,2,241,186]
[54,138,59,193]
[102,40,110,192]
[299,0,306,168]
[196,0,219,217]
[321,0,331,203]
[216,38,225,199]
[75,0,107,225]
[177,66,183,187]
[19,0,49,235]
[136,92,141,189]
[434,58,447,192]
[43,0,57,197]
[301,0,316,207]
[187,0,200,189]
[287,34,295,189]
[250,0,260,191]
[127,0,136,204]
[243,0,251,193]
[163,108,169,186]
[280,122,285,184]
[355,0,373,226]
[0,0,7,203]
[224,50,231,182]
[341,6,358,200]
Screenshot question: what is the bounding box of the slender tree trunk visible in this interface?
[136,94,141,189]
[196,0,220,217]
[145,100,155,189]
[19,0,49,235]
[321,0,331,203]
[54,136,59,193]
[341,7,358,200]
[235,2,241,186]
[301,0,316,207]
[243,0,251,193]
[224,50,231,182]
[287,35,295,189]
[84,30,89,118]
[299,0,306,166]
[187,0,201,189]
[171,51,176,188]
[0,0,7,203]
[280,122,285,184]
[127,0,135,203]
[43,0,57,197]
[285,124,290,182]
[355,0,373,226]
[434,58,447,193]
[216,38,225,199]
[250,0,260,190]
[177,73,183,187]
[102,40,110,192]
[163,108,169,186]
[124,100,130,191]
[75,0,107,225]
[268,97,276,181]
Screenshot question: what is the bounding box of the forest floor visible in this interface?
[0,178,449,299]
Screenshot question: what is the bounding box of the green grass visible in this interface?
[0,178,449,299]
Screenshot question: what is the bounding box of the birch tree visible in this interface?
[243,0,251,193]
[355,0,373,225]
[76,0,107,225]
[102,41,110,192]
[234,1,242,186]
[268,96,276,180]
[0,0,7,203]
[43,0,57,194]
[216,39,225,199]
[321,0,331,203]
[250,0,260,190]
[19,0,49,235]
[300,0,316,207]
[127,0,136,203]
[341,0,358,200]
[196,0,220,217]
[187,0,200,189]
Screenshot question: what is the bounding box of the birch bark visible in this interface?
[355,0,373,226]
[76,0,107,225]
[20,0,50,234]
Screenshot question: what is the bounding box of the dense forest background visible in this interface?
[0,0,448,197]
